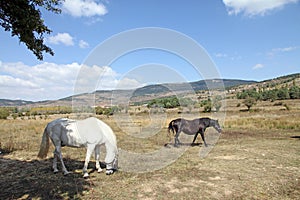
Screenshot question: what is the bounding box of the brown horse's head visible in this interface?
[211,119,222,133]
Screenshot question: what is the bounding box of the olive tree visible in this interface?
[0,0,62,60]
[243,97,257,111]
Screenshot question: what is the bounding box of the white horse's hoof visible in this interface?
[106,169,114,175]
[83,172,89,178]
[53,169,59,174]
[63,171,71,176]
[97,168,103,173]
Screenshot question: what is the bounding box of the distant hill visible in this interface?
[61,78,258,106]
[260,73,300,87]
[228,73,300,93]
[0,99,33,107]
[0,78,256,107]
[1,73,299,107]
[131,79,256,97]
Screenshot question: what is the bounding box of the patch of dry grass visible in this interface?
[0,119,46,154]
[224,110,300,131]
[0,101,300,199]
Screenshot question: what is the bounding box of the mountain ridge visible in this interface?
[1,73,299,107]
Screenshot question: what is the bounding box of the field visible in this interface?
[0,99,300,199]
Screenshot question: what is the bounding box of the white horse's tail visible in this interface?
[37,128,50,159]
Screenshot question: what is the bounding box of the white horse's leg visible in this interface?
[52,150,58,173]
[95,145,103,173]
[54,145,70,175]
[83,144,95,178]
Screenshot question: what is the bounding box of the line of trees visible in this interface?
[147,96,194,108]
[236,85,300,111]
[0,106,73,119]
[95,106,120,116]
[0,105,123,119]
[146,95,223,113]
[0,94,224,119]
[237,85,300,101]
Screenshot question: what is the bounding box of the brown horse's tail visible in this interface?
[168,120,175,135]
[37,128,50,159]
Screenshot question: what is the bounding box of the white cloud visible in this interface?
[223,0,299,16]
[84,17,103,25]
[79,40,89,48]
[0,75,38,88]
[252,63,264,70]
[75,65,144,93]
[215,52,242,60]
[267,46,298,57]
[0,62,81,101]
[272,46,298,52]
[63,0,108,17]
[115,78,145,90]
[0,62,142,101]
[215,53,228,58]
[47,33,74,46]
[75,65,118,93]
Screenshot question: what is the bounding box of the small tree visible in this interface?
[203,104,212,113]
[243,97,256,111]
[289,85,300,99]
[277,88,290,100]
[201,98,212,113]
[214,101,222,112]
[0,107,10,119]
[212,95,223,112]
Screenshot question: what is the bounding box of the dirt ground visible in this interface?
[0,107,300,199]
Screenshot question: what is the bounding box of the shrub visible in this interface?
[283,103,290,111]
[0,108,10,119]
[243,97,257,111]
[203,104,212,113]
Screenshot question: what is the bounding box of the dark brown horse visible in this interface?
[168,117,222,147]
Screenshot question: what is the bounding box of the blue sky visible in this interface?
[0,0,300,101]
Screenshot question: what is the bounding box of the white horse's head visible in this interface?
[106,153,118,175]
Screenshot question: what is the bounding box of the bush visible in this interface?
[203,104,212,113]
[0,108,10,119]
[147,97,180,109]
[283,103,290,111]
[243,97,257,111]
[95,106,118,116]
[289,86,300,99]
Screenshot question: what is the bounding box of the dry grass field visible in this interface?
[0,99,299,199]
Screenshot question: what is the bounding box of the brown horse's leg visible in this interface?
[174,131,181,147]
[199,130,208,147]
[192,133,199,145]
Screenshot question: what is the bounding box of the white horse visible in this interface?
[38,117,118,178]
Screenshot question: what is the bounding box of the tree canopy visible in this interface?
[236,85,300,101]
[0,0,62,60]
